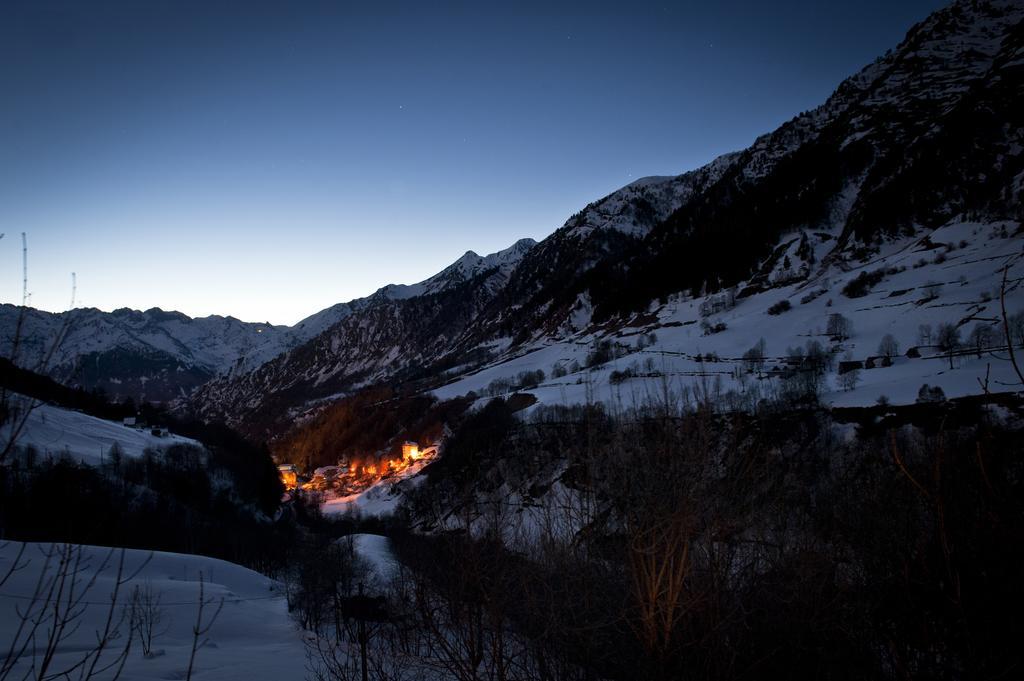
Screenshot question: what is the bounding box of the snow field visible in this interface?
[433,221,1023,411]
[0,541,305,681]
[6,397,199,466]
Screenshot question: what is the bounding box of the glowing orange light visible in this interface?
[278,464,298,490]
[402,441,421,460]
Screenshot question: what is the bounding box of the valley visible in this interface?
[2,1,1023,679]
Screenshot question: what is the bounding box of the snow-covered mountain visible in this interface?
[481,0,1024,335]
[376,238,538,300]
[287,240,538,340]
[185,0,1023,438]
[562,154,741,240]
[0,305,295,402]
[188,239,539,431]
[0,239,538,403]
[5,0,1020,433]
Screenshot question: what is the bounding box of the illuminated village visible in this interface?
[277,441,436,498]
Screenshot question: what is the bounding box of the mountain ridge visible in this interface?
[0,238,538,402]
[185,0,1023,437]
[3,0,1020,432]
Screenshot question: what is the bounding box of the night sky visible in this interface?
[1,0,947,325]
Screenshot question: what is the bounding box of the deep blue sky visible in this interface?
[0,0,946,325]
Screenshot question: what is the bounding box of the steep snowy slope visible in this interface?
[563,154,741,240]
[476,0,1024,338]
[432,220,1023,411]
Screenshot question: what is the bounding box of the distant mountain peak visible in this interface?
[373,237,538,302]
[288,237,538,342]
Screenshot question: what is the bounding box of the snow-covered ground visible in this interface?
[323,221,1023,522]
[322,455,433,518]
[0,541,305,681]
[350,534,399,585]
[434,221,1024,411]
[4,397,199,465]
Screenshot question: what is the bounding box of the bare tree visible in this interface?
[127,581,167,657]
[878,333,900,360]
[1007,311,1024,349]
[999,258,1024,386]
[185,572,224,681]
[920,281,943,302]
[0,543,148,681]
[742,338,767,375]
[839,353,861,391]
[826,313,853,341]
[918,324,933,347]
[967,323,995,359]
[936,323,961,370]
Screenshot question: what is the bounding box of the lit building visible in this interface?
[278,464,298,489]
[401,441,421,460]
